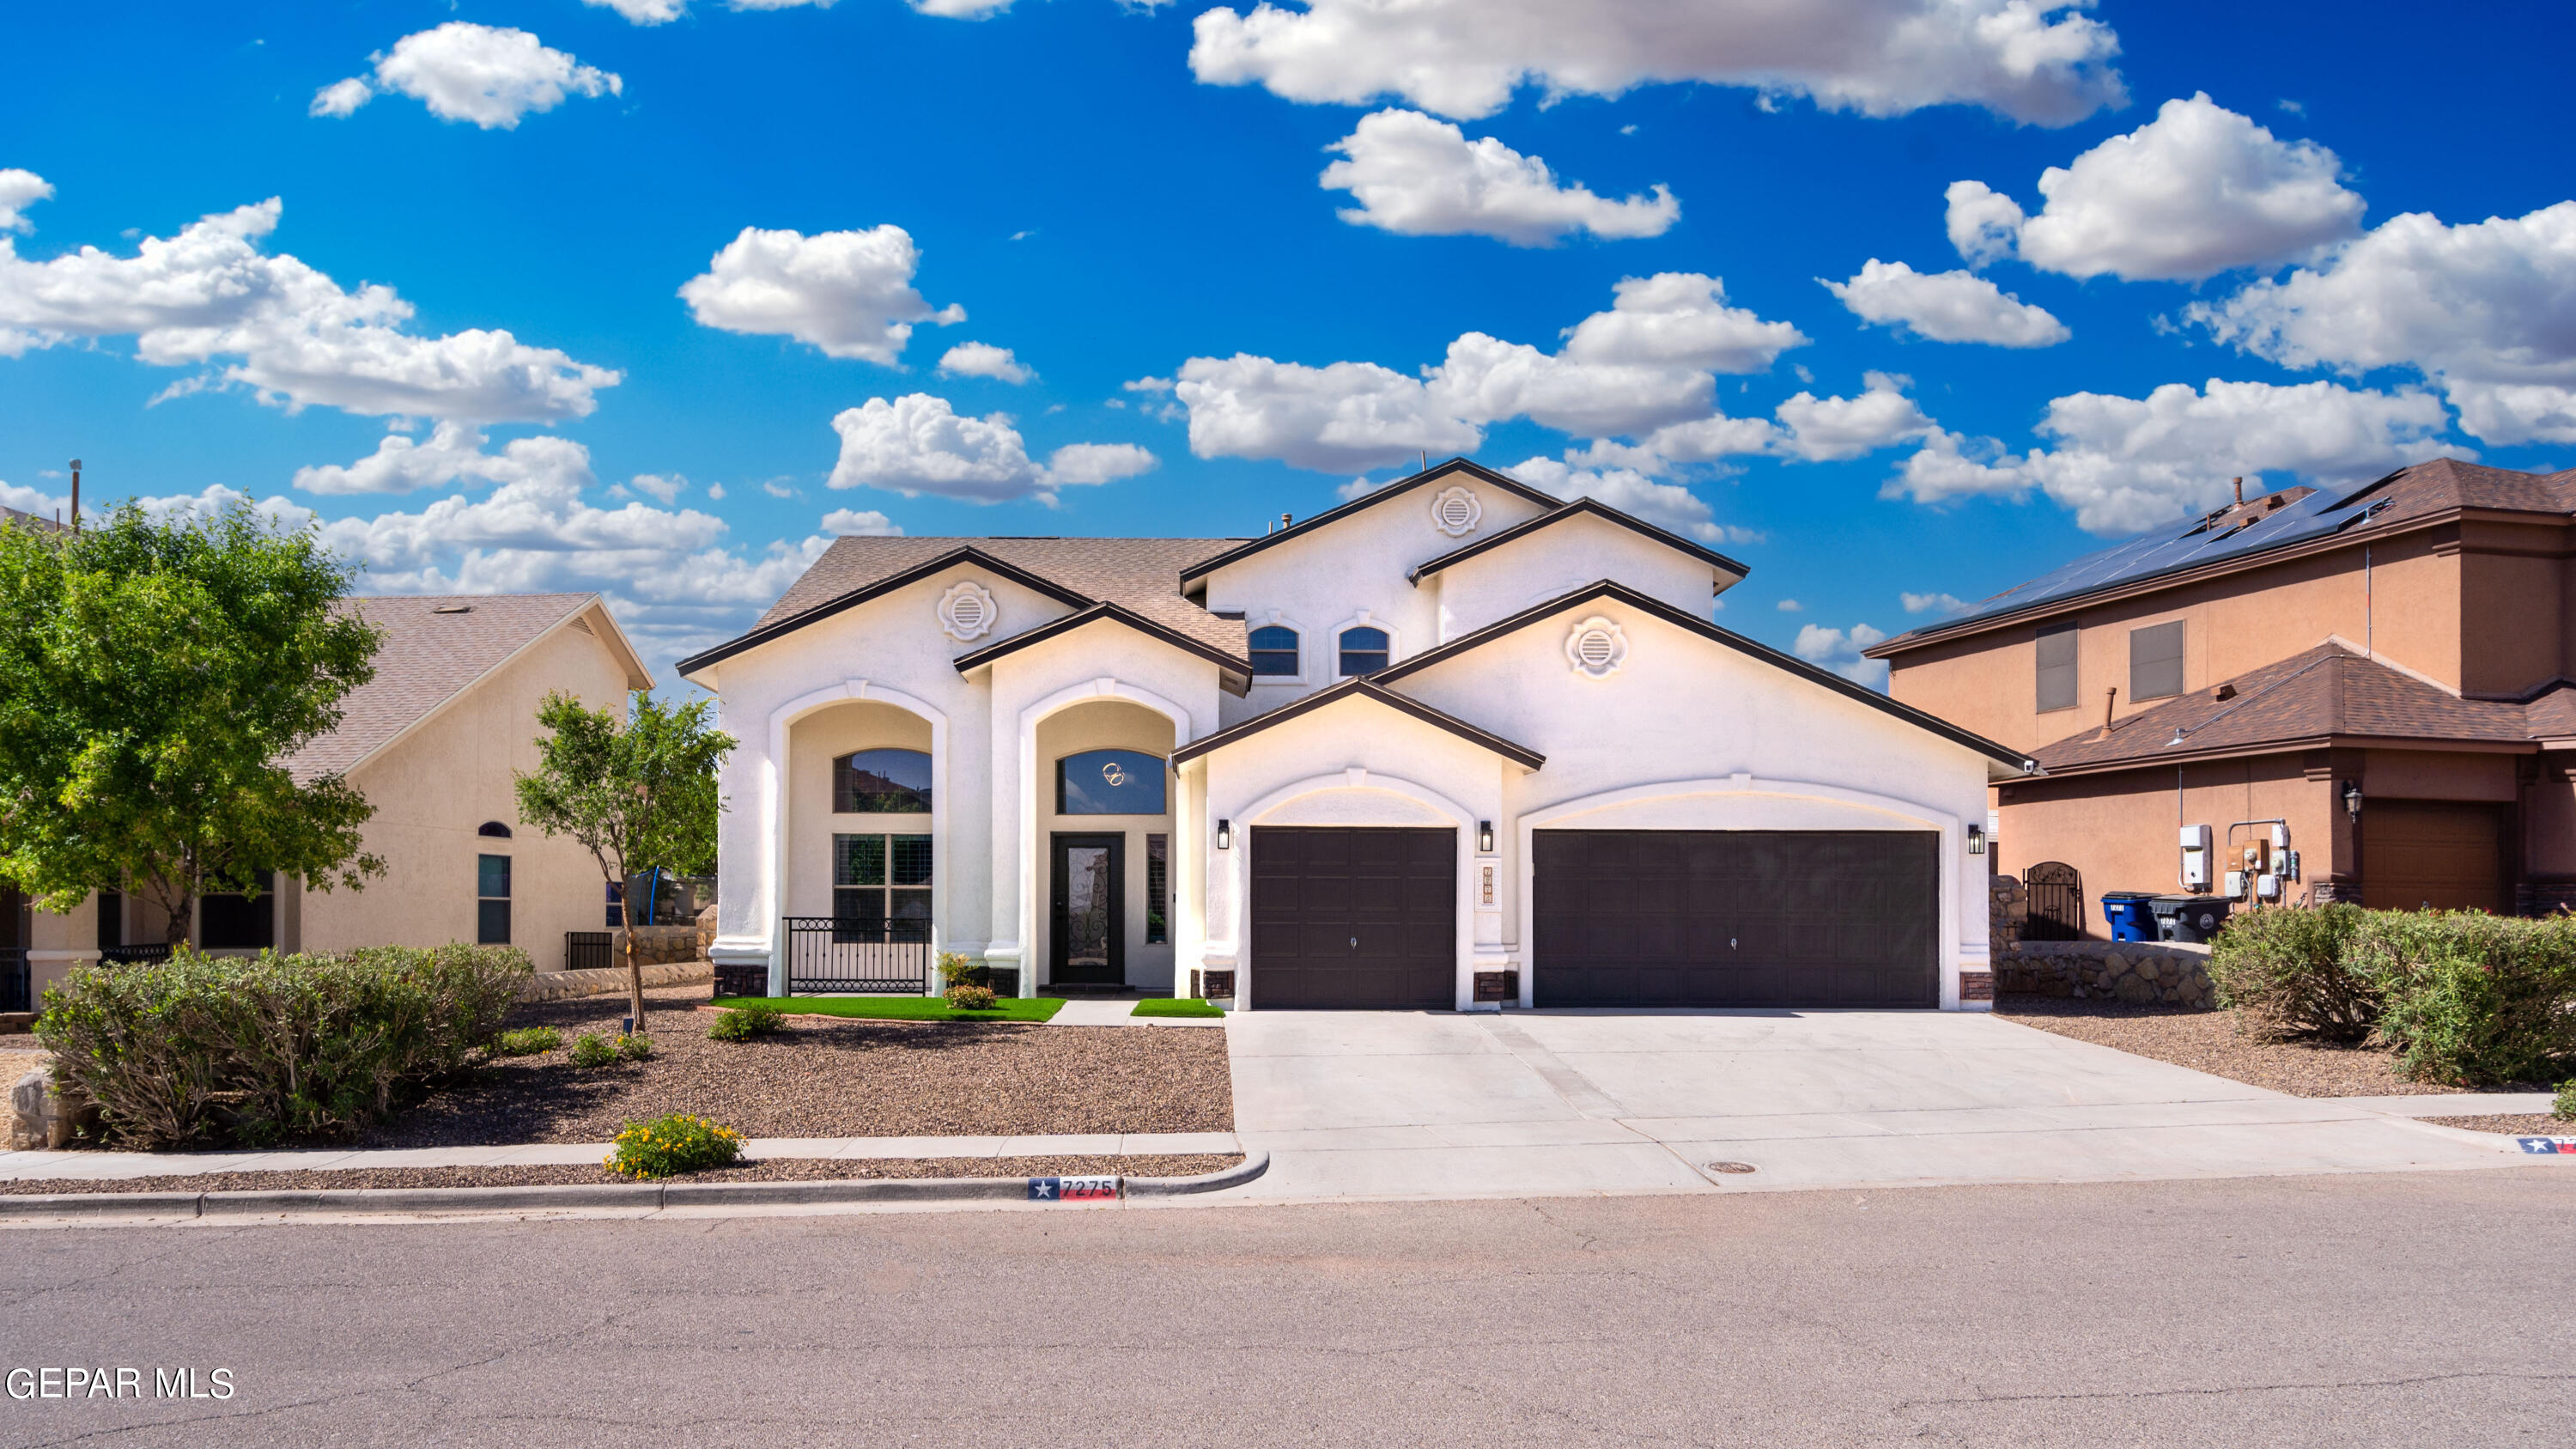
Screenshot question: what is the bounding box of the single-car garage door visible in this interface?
[1250,826,1455,1008]
[2362,801,2507,913]
[1534,830,1938,1008]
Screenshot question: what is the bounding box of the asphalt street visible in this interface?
[2,1168,2569,1446]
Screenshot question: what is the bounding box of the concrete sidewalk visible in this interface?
[1042,996,1223,1027]
[1223,1009,2548,1203]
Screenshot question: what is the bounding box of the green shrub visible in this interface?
[2208,904,2376,1040]
[568,1032,617,1068]
[937,950,980,989]
[945,983,998,1011]
[490,1026,562,1057]
[618,1032,655,1062]
[605,1112,743,1179]
[708,1002,783,1042]
[34,943,531,1149]
[2356,911,2576,1087]
[2555,1080,2576,1123]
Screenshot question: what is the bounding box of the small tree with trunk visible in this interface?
[0,499,384,943]
[514,690,730,1029]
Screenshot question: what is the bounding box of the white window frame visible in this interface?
[1245,608,1310,686]
[1329,609,1400,680]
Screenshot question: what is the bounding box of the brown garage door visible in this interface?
[1249,827,1455,1008]
[2363,801,2506,912]
[1534,830,1939,1008]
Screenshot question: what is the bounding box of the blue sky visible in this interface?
[4,0,2571,688]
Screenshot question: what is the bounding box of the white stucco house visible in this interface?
[677,459,2032,1013]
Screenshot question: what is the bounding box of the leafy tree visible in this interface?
[0,500,385,945]
[515,691,731,1027]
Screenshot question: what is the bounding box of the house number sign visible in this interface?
[1027,1175,1120,1201]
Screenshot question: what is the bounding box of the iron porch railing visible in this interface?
[783,916,931,995]
[101,944,174,966]
[565,931,613,973]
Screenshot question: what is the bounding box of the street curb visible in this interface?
[0,1151,1269,1219]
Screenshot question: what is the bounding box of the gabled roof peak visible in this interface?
[1178,458,1561,588]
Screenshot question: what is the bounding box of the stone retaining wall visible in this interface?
[519,959,712,1002]
[1990,874,2026,956]
[1996,940,2214,1008]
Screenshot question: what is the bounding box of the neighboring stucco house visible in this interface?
[1868,459,2576,932]
[678,459,2027,1013]
[8,593,652,1001]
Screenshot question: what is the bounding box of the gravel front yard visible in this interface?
[1993,997,2517,1097]
[0,1154,1243,1196]
[2421,1115,2569,1137]
[337,985,1233,1148]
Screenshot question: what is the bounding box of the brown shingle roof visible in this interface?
[753,536,1249,656]
[2032,643,2539,773]
[289,594,604,782]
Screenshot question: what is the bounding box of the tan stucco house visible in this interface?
[5,593,652,1002]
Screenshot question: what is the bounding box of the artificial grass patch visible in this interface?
[711,994,1066,1023]
[1133,997,1225,1018]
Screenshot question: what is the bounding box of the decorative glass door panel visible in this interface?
[1050,834,1125,985]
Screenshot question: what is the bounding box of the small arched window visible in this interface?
[835,748,933,813]
[1338,626,1390,678]
[477,821,513,838]
[1248,624,1300,677]
[1057,750,1168,815]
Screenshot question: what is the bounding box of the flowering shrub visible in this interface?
[945,983,998,1011]
[605,1113,742,1179]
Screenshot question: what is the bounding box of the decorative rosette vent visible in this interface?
[939,581,998,642]
[1564,616,1628,679]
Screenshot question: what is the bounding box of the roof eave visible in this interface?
[1178,459,1563,588]
[1404,496,1752,589]
[674,545,1094,677]
[952,603,1254,697]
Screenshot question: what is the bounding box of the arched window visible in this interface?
[834,748,933,813]
[1338,626,1390,678]
[1248,624,1300,678]
[1057,749,1168,815]
[477,821,513,838]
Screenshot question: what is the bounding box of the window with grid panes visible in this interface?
[833,833,932,935]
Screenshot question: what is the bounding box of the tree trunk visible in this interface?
[163,892,192,949]
[622,880,646,1033]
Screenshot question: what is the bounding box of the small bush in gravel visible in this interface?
[568,1032,617,1068]
[490,1026,562,1057]
[945,983,998,1011]
[2209,904,2375,1041]
[2357,911,2576,1087]
[2556,1081,2576,1123]
[618,1032,655,1062]
[605,1113,742,1179]
[35,943,530,1149]
[708,1003,783,1042]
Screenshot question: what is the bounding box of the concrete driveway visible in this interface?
[1224,1008,2532,1202]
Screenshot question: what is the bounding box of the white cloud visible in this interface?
[585,0,690,21]
[1946,93,2366,282]
[1320,108,1678,247]
[1902,591,1972,615]
[1170,273,1804,470]
[1776,599,1802,612]
[0,478,69,519]
[0,179,617,420]
[627,472,685,504]
[1821,259,2069,347]
[0,170,50,234]
[1189,0,2124,125]
[938,341,1036,383]
[1771,372,1934,461]
[290,421,594,496]
[2189,201,2576,446]
[1882,378,2457,534]
[910,0,1016,15]
[680,224,963,365]
[705,482,727,501]
[1793,622,1891,688]
[826,393,1157,503]
[318,24,622,131]
[1122,375,1174,393]
[1500,456,1750,545]
[820,508,902,535]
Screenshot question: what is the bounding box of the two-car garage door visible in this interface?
[1532,830,1939,1008]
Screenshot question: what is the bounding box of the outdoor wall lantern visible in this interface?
[1477,820,1495,853]
[1966,825,1986,855]
[1215,819,1233,850]
[2342,780,2362,822]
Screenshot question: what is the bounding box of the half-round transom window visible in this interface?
[477,820,513,838]
[1058,749,1167,815]
[1339,626,1391,677]
[1248,624,1300,677]
[835,748,933,813]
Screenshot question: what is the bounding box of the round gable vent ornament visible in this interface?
[1430,484,1482,538]
[938,580,999,642]
[1564,615,1628,679]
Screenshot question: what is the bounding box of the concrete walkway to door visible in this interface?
[1223,1009,2539,1202]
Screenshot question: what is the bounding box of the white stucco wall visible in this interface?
[1429,514,1721,641]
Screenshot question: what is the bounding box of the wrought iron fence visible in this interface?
[1,947,28,1014]
[783,916,931,995]
[564,931,613,973]
[2022,861,2087,941]
[101,944,174,966]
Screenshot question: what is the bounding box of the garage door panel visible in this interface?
[1250,826,1455,1009]
[1535,829,1937,1008]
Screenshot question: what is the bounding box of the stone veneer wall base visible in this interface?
[1994,940,2215,1008]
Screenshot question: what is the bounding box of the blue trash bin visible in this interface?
[2100,892,2159,942]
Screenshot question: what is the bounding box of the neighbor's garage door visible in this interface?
[2363,801,2507,913]
[1534,830,1938,1008]
[1249,827,1455,1008]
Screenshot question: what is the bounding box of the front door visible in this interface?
[1050,833,1125,985]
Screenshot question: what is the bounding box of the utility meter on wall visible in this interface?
[2179,825,2213,889]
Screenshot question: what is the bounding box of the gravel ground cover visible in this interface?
[2420,1115,2570,1137]
[0,1154,1244,1196]
[711,995,1066,1022]
[1992,997,2526,1097]
[312,984,1234,1148]
[0,1041,45,1089]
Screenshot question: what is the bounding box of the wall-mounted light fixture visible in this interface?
[1477,820,1495,854]
[2342,780,2362,822]
[1215,818,1233,850]
[1966,825,1986,855]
